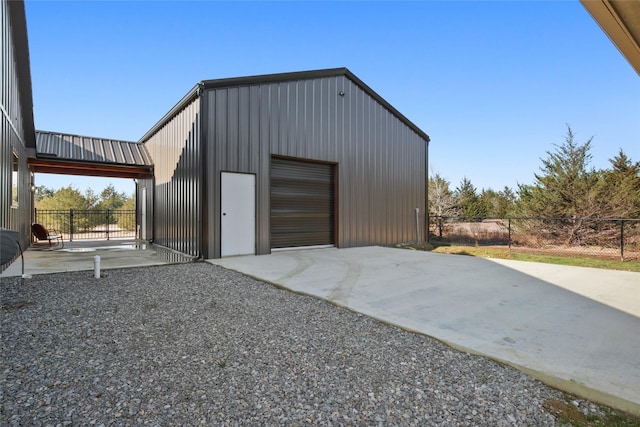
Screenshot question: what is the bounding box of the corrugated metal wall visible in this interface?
[142,98,201,257]
[1,0,33,267]
[202,74,427,258]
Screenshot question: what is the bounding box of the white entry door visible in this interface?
[221,172,256,256]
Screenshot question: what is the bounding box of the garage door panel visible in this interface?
[272,200,333,212]
[271,158,334,249]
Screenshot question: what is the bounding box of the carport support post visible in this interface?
[69,209,74,242]
[620,220,624,261]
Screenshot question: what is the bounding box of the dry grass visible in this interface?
[542,398,640,426]
[397,243,640,272]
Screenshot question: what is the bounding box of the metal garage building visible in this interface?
[139,68,430,259]
[3,0,639,266]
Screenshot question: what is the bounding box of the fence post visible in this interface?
[69,209,74,241]
[620,220,625,262]
[106,209,110,240]
[508,218,512,253]
[426,215,430,243]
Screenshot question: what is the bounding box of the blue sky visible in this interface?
[25,0,639,197]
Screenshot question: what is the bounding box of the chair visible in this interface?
[31,223,64,249]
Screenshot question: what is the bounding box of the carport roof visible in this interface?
[30,131,153,179]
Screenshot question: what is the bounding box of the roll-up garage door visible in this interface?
[271,158,335,249]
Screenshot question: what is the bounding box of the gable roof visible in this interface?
[140,68,430,144]
[31,131,153,178]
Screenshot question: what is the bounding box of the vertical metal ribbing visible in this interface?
[204,74,427,255]
[142,98,201,257]
[1,0,34,256]
[196,84,206,258]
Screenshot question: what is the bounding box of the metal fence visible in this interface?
[34,209,136,241]
[429,216,640,262]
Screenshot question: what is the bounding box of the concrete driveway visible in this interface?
[208,246,640,415]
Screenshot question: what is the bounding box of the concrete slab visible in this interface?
[1,240,194,278]
[208,246,640,415]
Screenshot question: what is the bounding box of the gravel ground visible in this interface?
[1,262,606,426]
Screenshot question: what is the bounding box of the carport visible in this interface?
[1,131,154,274]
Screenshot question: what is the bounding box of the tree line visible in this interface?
[34,184,135,233]
[35,184,134,212]
[34,125,640,223]
[429,126,640,220]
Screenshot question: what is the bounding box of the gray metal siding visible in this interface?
[203,74,427,258]
[1,0,34,269]
[143,98,201,257]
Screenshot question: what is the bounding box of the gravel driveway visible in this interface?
[1,262,604,426]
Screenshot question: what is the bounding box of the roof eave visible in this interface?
[581,0,640,76]
[342,69,431,144]
[202,67,430,143]
[8,0,36,148]
[138,83,202,144]
[140,68,430,145]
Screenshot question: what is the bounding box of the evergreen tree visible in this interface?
[94,184,128,211]
[94,184,129,224]
[515,126,602,244]
[497,187,517,217]
[116,195,137,231]
[478,187,516,218]
[596,149,640,218]
[516,125,599,218]
[454,177,486,220]
[36,186,92,210]
[33,185,55,204]
[35,186,93,233]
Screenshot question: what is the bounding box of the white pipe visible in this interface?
[415,207,420,242]
[94,255,101,278]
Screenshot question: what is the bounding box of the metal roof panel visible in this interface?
[35,131,153,167]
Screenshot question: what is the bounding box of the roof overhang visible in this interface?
[581,0,640,75]
[29,158,152,179]
[31,131,153,179]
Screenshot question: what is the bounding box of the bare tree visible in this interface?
[428,169,457,217]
